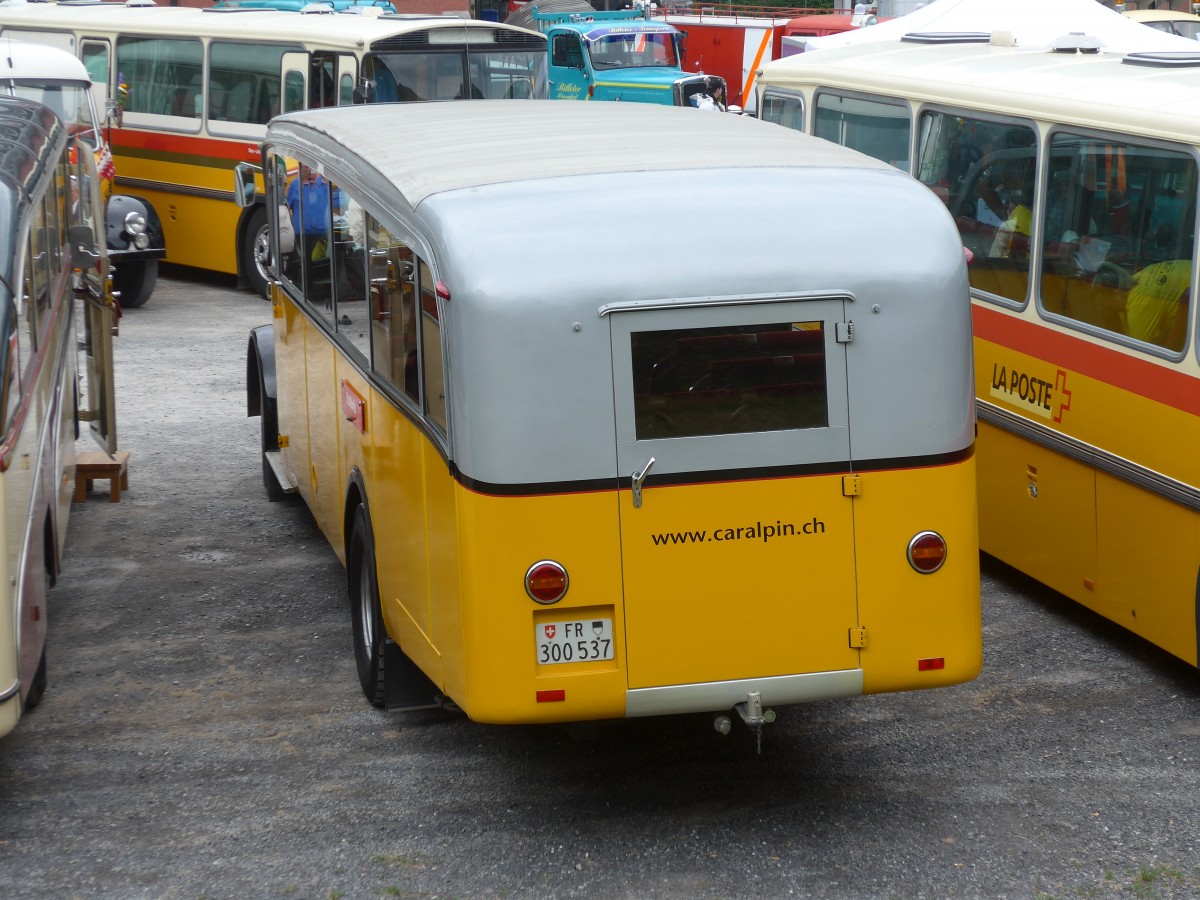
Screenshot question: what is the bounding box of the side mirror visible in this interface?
[233,162,258,208]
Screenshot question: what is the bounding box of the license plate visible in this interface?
[536,618,614,665]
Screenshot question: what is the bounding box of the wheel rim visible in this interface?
[357,554,375,652]
[252,225,271,285]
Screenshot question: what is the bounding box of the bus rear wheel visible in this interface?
[348,505,386,708]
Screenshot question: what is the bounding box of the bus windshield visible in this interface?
[5,79,101,150]
[588,32,679,69]
[364,48,543,101]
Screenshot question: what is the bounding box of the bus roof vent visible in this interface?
[125,0,157,6]
[1122,50,1200,68]
[900,31,991,45]
[1051,32,1102,54]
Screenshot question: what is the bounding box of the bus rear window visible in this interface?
[631,323,829,440]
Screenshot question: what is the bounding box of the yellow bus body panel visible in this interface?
[616,475,859,689]
[437,487,628,725]
[975,328,1200,668]
[111,150,241,275]
[854,460,982,694]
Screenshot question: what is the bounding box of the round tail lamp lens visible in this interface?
[907,531,947,574]
[525,561,568,604]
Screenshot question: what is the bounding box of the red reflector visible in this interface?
[537,690,566,703]
[525,560,568,604]
[435,279,451,301]
[907,531,947,574]
[918,657,945,671]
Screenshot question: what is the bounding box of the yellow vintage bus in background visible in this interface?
[241,101,981,740]
[758,34,1200,671]
[0,4,546,297]
[0,95,110,739]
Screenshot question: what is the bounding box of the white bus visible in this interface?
[0,4,546,296]
[0,36,164,308]
[0,95,108,739]
[756,35,1200,670]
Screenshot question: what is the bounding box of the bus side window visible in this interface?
[368,225,419,404]
[760,92,803,132]
[1042,134,1197,352]
[81,41,110,93]
[330,180,368,361]
[283,160,337,322]
[418,259,446,430]
[283,71,305,114]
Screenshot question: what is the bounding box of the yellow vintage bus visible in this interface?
[0,95,110,739]
[758,34,1200,670]
[0,3,546,297]
[239,101,981,739]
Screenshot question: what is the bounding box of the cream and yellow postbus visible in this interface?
[0,95,109,739]
[0,3,546,297]
[757,34,1200,670]
[239,100,981,739]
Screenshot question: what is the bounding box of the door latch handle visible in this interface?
[631,457,655,509]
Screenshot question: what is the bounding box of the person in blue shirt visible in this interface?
[285,164,345,297]
[286,164,332,253]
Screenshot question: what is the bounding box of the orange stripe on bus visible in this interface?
[972,304,1200,415]
[110,129,259,163]
[741,29,773,110]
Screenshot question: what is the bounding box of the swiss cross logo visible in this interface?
[544,625,556,640]
[1052,369,1073,424]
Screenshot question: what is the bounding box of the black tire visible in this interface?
[242,208,271,300]
[112,259,157,309]
[259,381,286,502]
[24,647,47,710]
[348,505,386,707]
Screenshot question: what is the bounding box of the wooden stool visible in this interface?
[75,450,130,503]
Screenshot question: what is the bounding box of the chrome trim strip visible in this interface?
[978,400,1200,511]
[0,679,20,704]
[625,669,864,718]
[597,290,855,317]
[114,176,234,203]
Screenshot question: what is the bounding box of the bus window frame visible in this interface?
[1035,123,1199,362]
[115,33,205,134]
[207,38,306,138]
[759,88,805,133]
[914,102,1041,312]
[813,87,913,172]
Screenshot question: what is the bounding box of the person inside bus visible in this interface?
[285,164,344,297]
[989,183,1034,259]
[1125,226,1192,349]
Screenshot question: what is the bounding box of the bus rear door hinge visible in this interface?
[842,474,861,496]
[848,627,868,648]
[836,321,855,343]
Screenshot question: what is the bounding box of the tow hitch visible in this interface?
[713,690,776,753]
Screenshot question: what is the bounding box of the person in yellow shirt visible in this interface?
[1125,258,1191,348]
[989,199,1032,259]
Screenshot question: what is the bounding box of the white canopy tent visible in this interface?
[801,0,1200,52]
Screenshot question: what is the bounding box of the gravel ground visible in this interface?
[0,268,1198,900]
